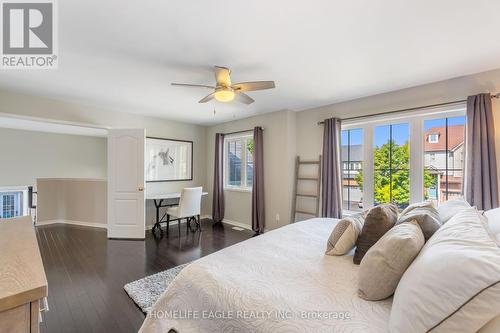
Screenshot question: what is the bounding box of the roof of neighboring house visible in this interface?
[341,144,363,162]
[424,125,464,152]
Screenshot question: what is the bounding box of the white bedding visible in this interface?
[139,218,392,333]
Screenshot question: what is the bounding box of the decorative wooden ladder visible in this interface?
[291,155,322,222]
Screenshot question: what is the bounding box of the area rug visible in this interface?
[124,262,190,314]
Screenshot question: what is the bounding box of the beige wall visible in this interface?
[5,67,500,230]
[37,178,107,225]
[205,110,297,230]
[0,128,107,186]
[296,68,500,162]
[0,89,208,224]
[295,67,500,201]
[204,68,500,229]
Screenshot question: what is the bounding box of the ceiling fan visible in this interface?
[171,66,275,104]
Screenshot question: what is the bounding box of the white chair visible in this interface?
[166,187,203,237]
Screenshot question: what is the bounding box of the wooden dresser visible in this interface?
[0,217,48,333]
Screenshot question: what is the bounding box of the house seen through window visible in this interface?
[424,116,466,205]
[341,129,363,212]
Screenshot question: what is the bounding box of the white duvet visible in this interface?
[139,218,392,333]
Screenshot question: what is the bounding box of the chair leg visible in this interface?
[197,214,201,231]
[152,222,158,236]
[178,219,181,237]
[166,214,170,237]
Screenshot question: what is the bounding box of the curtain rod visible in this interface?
[222,126,263,136]
[317,93,500,125]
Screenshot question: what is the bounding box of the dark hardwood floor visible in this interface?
[35,220,253,333]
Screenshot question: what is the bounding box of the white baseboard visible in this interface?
[37,219,108,229]
[222,218,252,230]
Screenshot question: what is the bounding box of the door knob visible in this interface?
[138,187,144,192]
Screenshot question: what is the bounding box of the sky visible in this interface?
[423,116,465,131]
[342,116,466,148]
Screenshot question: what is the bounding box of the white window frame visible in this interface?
[223,133,253,192]
[0,186,29,218]
[341,104,466,212]
[428,133,439,143]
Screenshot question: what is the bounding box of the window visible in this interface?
[424,116,465,205]
[341,129,364,212]
[224,134,253,190]
[341,105,466,214]
[2,194,15,218]
[428,133,439,143]
[374,123,410,209]
[0,188,27,219]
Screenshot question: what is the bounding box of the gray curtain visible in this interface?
[465,93,499,210]
[252,127,265,234]
[212,133,225,223]
[321,117,343,218]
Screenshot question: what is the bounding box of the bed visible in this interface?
[139,218,500,333]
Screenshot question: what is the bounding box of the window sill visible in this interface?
[224,187,252,193]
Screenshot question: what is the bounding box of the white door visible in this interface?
[107,129,145,239]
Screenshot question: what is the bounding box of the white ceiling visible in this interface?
[2,0,500,125]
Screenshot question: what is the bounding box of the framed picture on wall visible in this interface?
[145,137,193,182]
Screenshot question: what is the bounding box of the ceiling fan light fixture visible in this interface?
[214,88,235,102]
[172,66,275,105]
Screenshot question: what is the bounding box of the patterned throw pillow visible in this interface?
[325,212,366,256]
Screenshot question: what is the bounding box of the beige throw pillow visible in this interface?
[325,212,366,256]
[358,220,425,301]
[397,201,441,241]
[354,204,398,265]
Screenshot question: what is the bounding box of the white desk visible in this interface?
[147,192,208,236]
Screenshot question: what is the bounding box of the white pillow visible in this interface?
[485,207,500,235]
[437,198,471,223]
[389,207,500,333]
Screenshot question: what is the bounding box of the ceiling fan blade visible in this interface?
[171,83,215,89]
[235,92,255,105]
[214,66,232,87]
[198,92,215,103]
[232,81,275,92]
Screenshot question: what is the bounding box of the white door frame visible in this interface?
[107,129,145,239]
